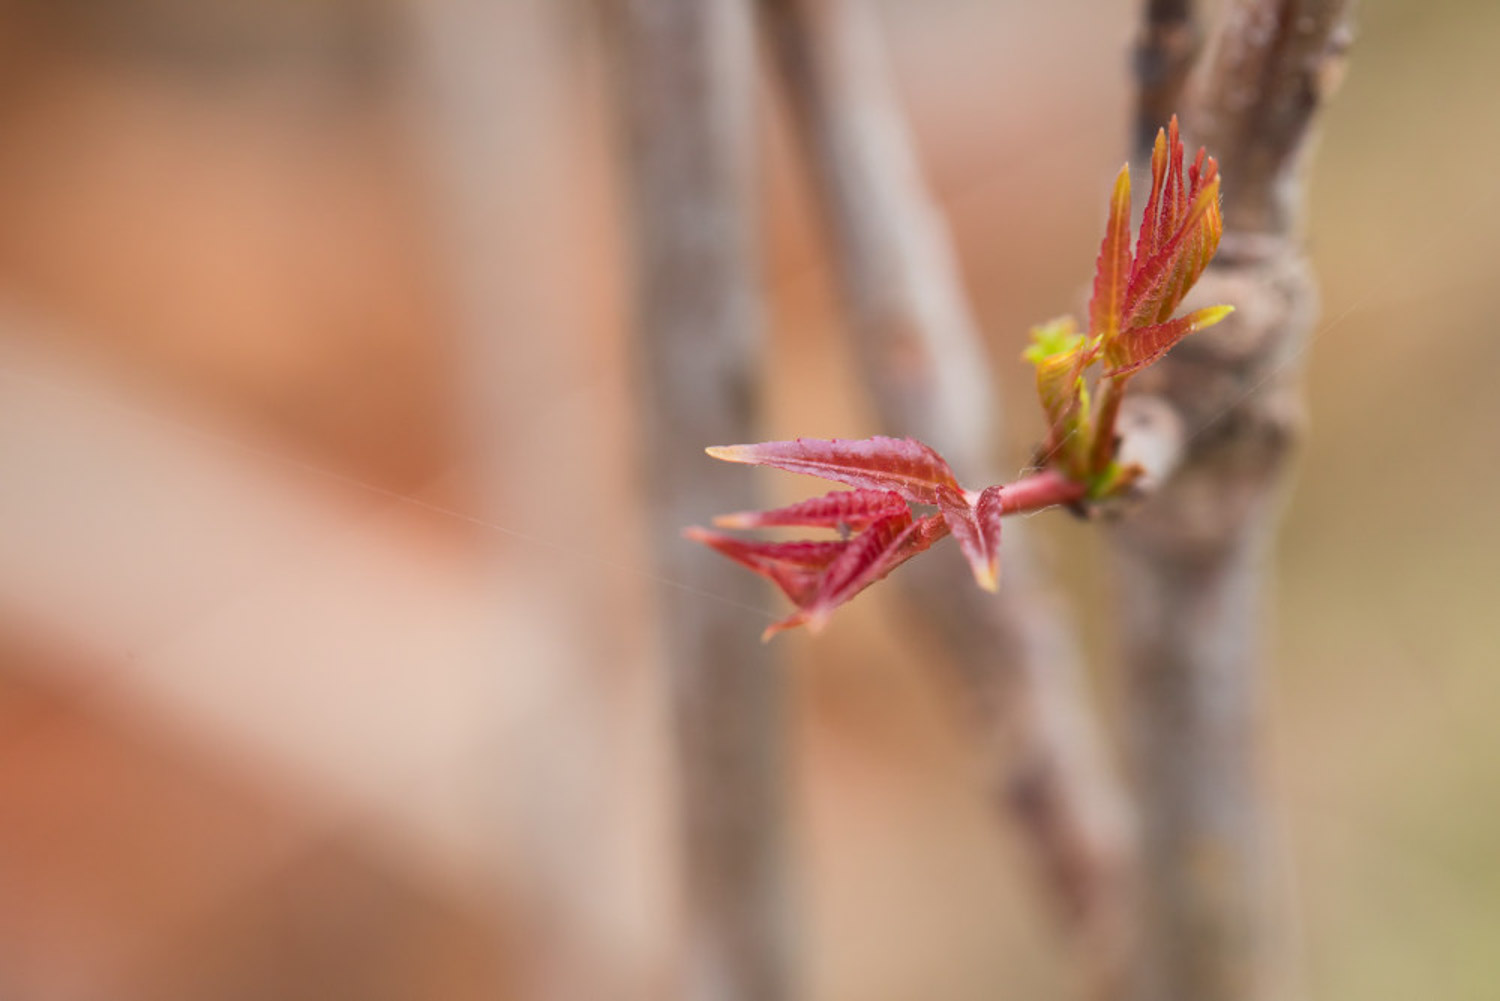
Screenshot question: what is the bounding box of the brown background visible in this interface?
[0,1,1495,999]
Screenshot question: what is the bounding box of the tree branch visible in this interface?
[1115,3,1354,1000]
[760,1,1135,994]
[1190,0,1356,237]
[1135,0,1202,159]
[609,3,791,999]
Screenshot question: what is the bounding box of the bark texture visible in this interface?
[611,3,791,1000]
[1135,0,1202,158]
[1115,3,1354,1000]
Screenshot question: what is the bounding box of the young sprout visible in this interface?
[687,117,1231,639]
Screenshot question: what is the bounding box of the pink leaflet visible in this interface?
[1088,166,1132,342]
[1104,305,1234,378]
[938,485,1006,592]
[712,488,909,531]
[764,512,949,639]
[706,437,961,506]
[682,527,847,607]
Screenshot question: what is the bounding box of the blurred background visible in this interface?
[0,0,1496,999]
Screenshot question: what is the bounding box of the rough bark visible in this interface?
[609,3,791,1001]
[760,1,1135,994]
[1113,3,1354,1000]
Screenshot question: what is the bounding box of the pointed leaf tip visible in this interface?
[1104,304,1236,378]
[939,485,1004,593]
[761,618,797,643]
[695,436,961,505]
[1089,165,1133,344]
[705,444,747,462]
[760,607,829,642]
[1199,304,1235,326]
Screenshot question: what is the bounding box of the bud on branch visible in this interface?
[687,117,1230,637]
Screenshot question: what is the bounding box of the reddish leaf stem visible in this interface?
[1089,376,1127,479]
[997,468,1090,515]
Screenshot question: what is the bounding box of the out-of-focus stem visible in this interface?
[759,0,992,474]
[1116,3,1354,1000]
[760,0,1136,995]
[609,2,791,1000]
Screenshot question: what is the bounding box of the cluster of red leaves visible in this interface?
[1030,118,1231,482]
[685,437,1083,639]
[688,118,1229,638]
[1093,117,1228,375]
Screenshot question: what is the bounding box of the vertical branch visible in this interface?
[760,0,993,478]
[1115,2,1354,1000]
[759,1,1135,995]
[410,2,639,996]
[1192,0,1356,236]
[1134,0,1202,159]
[609,3,791,1001]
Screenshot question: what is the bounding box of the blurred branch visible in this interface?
[1191,0,1355,237]
[411,3,648,996]
[759,0,1135,993]
[1134,0,1202,159]
[759,0,992,477]
[1113,3,1354,1000]
[608,2,791,1000]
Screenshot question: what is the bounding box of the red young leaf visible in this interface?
[681,527,848,606]
[1122,118,1225,332]
[697,438,957,637]
[939,485,1006,591]
[1123,176,1222,327]
[1104,305,1235,377]
[1088,165,1132,342]
[1134,125,1171,264]
[712,488,908,531]
[706,437,961,505]
[1160,116,1187,245]
[692,437,1095,634]
[1188,145,1219,200]
[688,124,1234,637]
[764,512,949,639]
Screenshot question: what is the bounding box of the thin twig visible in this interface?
[760,1,1135,994]
[1114,3,1354,1000]
[609,2,791,999]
